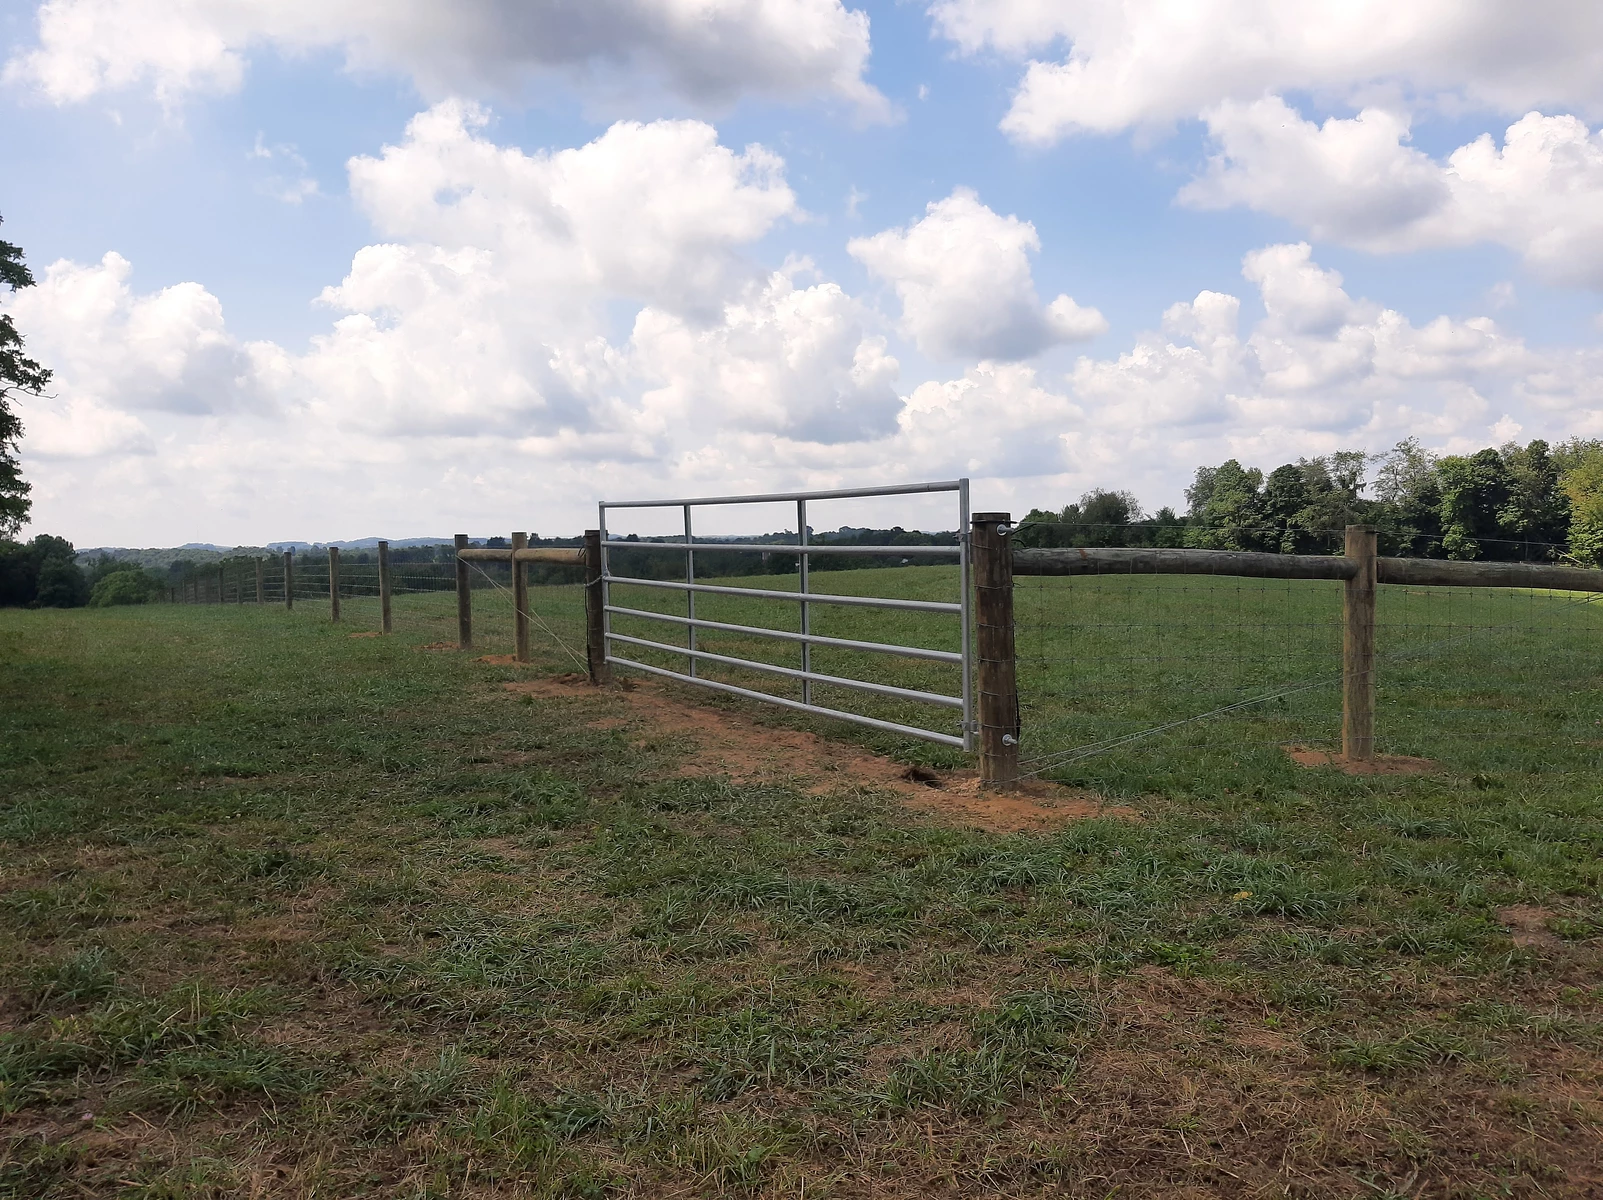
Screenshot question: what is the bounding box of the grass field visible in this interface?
[2,578,1602,1197]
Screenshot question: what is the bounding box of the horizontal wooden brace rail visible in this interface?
[456,546,586,565]
[1012,545,1603,592]
[1375,558,1603,591]
[1013,546,1357,581]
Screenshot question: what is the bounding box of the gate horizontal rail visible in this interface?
[610,541,960,557]
[602,606,964,661]
[602,480,967,508]
[605,632,963,707]
[611,658,968,747]
[601,480,971,749]
[604,575,962,613]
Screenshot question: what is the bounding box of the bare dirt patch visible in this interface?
[347,632,382,639]
[1284,745,1439,776]
[898,771,1134,832]
[1497,904,1563,948]
[499,674,1133,832]
[417,641,457,651]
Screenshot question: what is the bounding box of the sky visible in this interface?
[2,0,1603,545]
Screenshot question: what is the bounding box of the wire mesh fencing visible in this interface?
[1372,580,1603,773]
[1011,524,1603,789]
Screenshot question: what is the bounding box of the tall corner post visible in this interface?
[255,558,264,605]
[454,534,472,650]
[216,565,225,604]
[583,530,611,686]
[972,511,1020,792]
[1342,524,1378,763]
[328,546,341,622]
[283,551,294,611]
[236,564,244,605]
[377,540,392,634]
[511,532,530,663]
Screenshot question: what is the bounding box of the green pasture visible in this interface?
[2,585,1601,1196]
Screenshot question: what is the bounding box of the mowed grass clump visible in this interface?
[1,590,1601,1197]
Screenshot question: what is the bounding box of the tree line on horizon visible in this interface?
[1019,438,1603,565]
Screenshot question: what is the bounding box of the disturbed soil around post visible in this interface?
[1,598,1601,1197]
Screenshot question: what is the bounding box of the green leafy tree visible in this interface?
[1436,449,1512,560]
[1371,439,1443,556]
[89,568,165,606]
[1260,463,1311,553]
[1185,460,1264,550]
[1496,439,1570,553]
[1556,440,1603,566]
[0,533,86,607]
[1,215,51,537]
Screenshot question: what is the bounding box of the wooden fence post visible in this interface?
[455,534,472,650]
[284,551,294,610]
[972,512,1020,791]
[217,566,225,604]
[584,529,611,685]
[236,565,244,604]
[511,532,530,663]
[378,540,392,634]
[255,558,264,605]
[1342,524,1378,763]
[328,546,341,622]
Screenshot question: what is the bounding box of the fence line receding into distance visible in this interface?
[168,514,1602,793]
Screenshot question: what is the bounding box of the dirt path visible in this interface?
[501,673,1135,833]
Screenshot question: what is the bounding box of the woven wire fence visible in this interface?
[177,553,591,665]
[1014,525,1603,788]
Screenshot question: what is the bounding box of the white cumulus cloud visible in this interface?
[848,188,1105,361]
[926,0,1603,145]
[1181,99,1603,287]
[10,101,1603,544]
[4,251,278,425]
[345,101,799,319]
[6,0,889,116]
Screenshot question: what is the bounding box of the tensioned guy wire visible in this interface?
[464,558,588,672]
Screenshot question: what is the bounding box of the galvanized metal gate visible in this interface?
[599,481,973,749]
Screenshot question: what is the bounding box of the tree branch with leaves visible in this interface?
[1,214,51,537]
